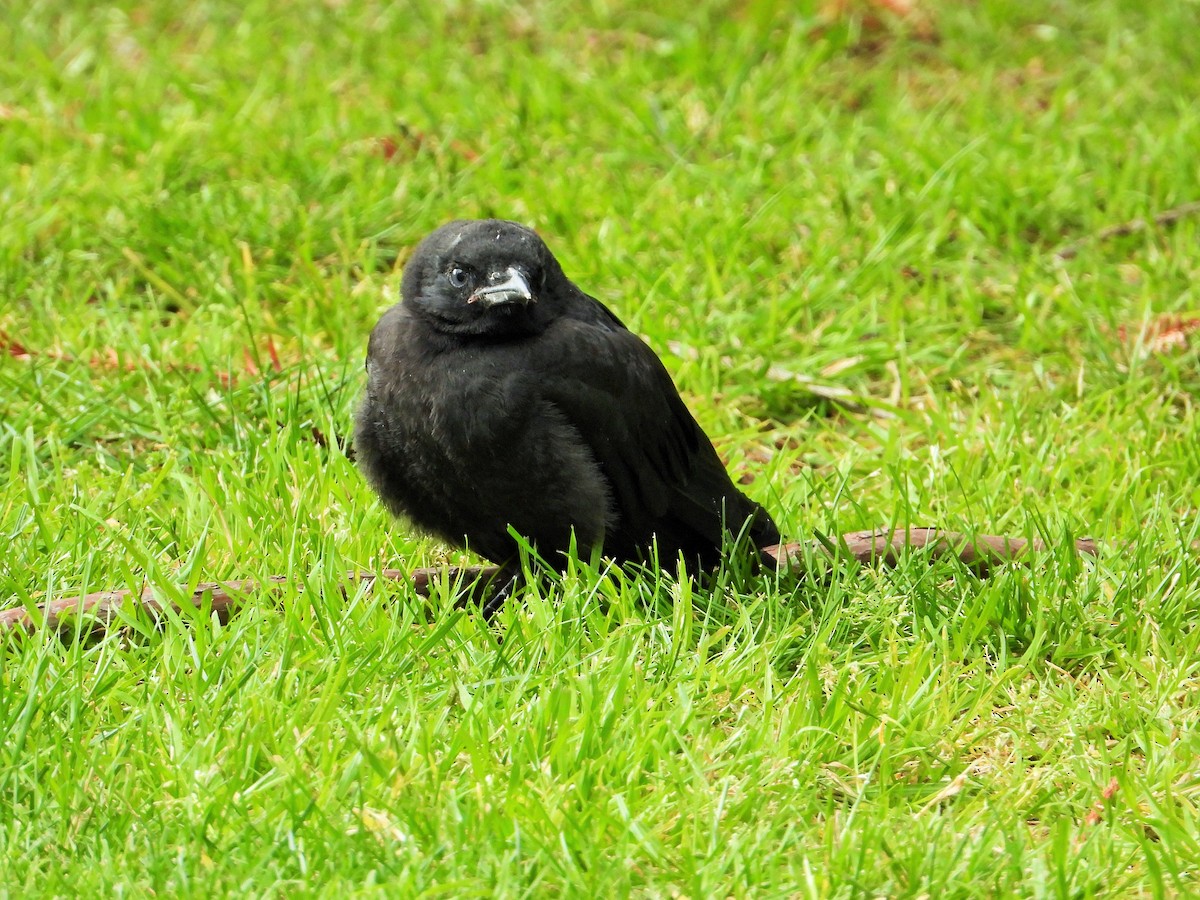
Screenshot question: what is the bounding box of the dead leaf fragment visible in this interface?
[1118,314,1200,356]
[1085,776,1120,825]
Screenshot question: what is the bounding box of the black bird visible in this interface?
[355,219,781,590]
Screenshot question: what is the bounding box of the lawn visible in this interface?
[2,0,1199,895]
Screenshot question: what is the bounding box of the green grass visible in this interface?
[3,0,1200,895]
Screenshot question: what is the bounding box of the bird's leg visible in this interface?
[480,564,523,620]
[477,559,567,620]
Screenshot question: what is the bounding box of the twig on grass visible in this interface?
[1055,200,1200,260]
[772,527,1101,574]
[0,529,1100,639]
[0,568,502,638]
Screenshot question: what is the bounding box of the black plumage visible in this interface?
[354,218,780,580]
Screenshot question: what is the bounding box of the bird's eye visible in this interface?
[447,267,470,288]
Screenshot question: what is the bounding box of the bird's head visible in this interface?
[400,219,563,337]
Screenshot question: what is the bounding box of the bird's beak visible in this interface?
[469,267,534,307]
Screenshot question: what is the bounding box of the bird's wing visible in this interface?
[528,313,748,558]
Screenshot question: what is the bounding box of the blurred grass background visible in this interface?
[2,0,1199,895]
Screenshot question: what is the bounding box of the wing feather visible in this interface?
[529,309,776,564]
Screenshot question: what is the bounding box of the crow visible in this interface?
[354,218,781,596]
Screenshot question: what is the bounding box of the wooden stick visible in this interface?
[767,527,1101,574]
[0,568,501,638]
[1,529,1100,638]
[1055,200,1200,260]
